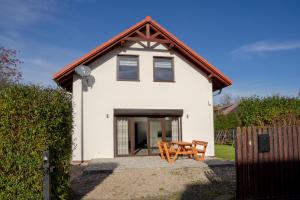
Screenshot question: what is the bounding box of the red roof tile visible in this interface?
[53,16,232,90]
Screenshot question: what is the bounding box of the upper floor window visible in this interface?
[153,57,174,82]
[117,55,139,81]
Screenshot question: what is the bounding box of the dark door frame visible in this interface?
[114,109,183,157]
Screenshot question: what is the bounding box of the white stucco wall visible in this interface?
[72,43,214,161]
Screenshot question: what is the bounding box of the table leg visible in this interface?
[171,146,181,164]
[192,147,200,161]
[163,143,172,163]
[187,145,193,158]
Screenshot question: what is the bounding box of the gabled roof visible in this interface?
[214,103,239,115]
[53,16,232,91]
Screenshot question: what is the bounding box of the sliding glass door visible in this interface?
[148,118,163,154]
[115,116,181,156]
[148,117,180,155]
[165,117,180,142]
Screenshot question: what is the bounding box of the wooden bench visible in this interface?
[192,140,208,161]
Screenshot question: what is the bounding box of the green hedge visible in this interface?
[0,85,72,199]
[214,112,241,130]
[214,96,300,130]
[239,96,300,126]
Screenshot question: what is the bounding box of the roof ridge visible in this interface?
[53,16,232,90]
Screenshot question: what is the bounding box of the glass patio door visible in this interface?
[116,116,181,156]
[165,117,180,142]
[148,119,163,154]
[148,117,180,154]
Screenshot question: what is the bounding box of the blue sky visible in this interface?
[1,0,299,99]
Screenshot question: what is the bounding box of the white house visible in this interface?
[53,16,232,162]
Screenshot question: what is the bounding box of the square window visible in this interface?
[117,55,139,81]
[154,57,174,82]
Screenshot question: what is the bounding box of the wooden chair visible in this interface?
[192,140,208,161]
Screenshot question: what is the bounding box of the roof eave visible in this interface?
[53,16,232,90]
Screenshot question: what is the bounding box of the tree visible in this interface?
[219,93,233,105]
[0,47,22,86]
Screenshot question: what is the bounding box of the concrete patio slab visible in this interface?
[85,156,234,172]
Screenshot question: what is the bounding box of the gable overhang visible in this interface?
[52,16,232,91]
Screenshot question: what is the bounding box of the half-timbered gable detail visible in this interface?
[53,16,232,161]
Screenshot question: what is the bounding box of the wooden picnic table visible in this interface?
[169,141,196,163]
[159,140,208,164]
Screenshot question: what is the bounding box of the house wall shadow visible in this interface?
[235,160,300,200]
[180,160,300,200]
[180,165,236,200]
[71,162,118,200]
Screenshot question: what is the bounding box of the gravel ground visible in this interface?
[71,165,235,200]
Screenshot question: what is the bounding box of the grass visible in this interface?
[215,144,235,161]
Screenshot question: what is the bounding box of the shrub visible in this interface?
[0,85,72,199]
[238,96,300,126]
[214,95,300,130]
[214,112,241,130]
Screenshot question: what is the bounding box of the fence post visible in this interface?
[43,150,50,200]
[232,129,235,146]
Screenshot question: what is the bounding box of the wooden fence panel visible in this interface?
[236,127,242,200]
[252,126,258,198]
[257,127,264,198]
[268,127,274,197]
[236,125,300,199]
[246,127,253,198]
[241,127,247,199]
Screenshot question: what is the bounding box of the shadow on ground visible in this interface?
[180,166,236,200]
[71,162,118,200]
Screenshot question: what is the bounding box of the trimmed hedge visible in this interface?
[214,112,241,131]
[214,96,300,130]
[239,96,300,126]
[0,85,72,199]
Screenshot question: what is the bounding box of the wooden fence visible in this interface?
[235,125,300,200]
[215,129,235,145]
